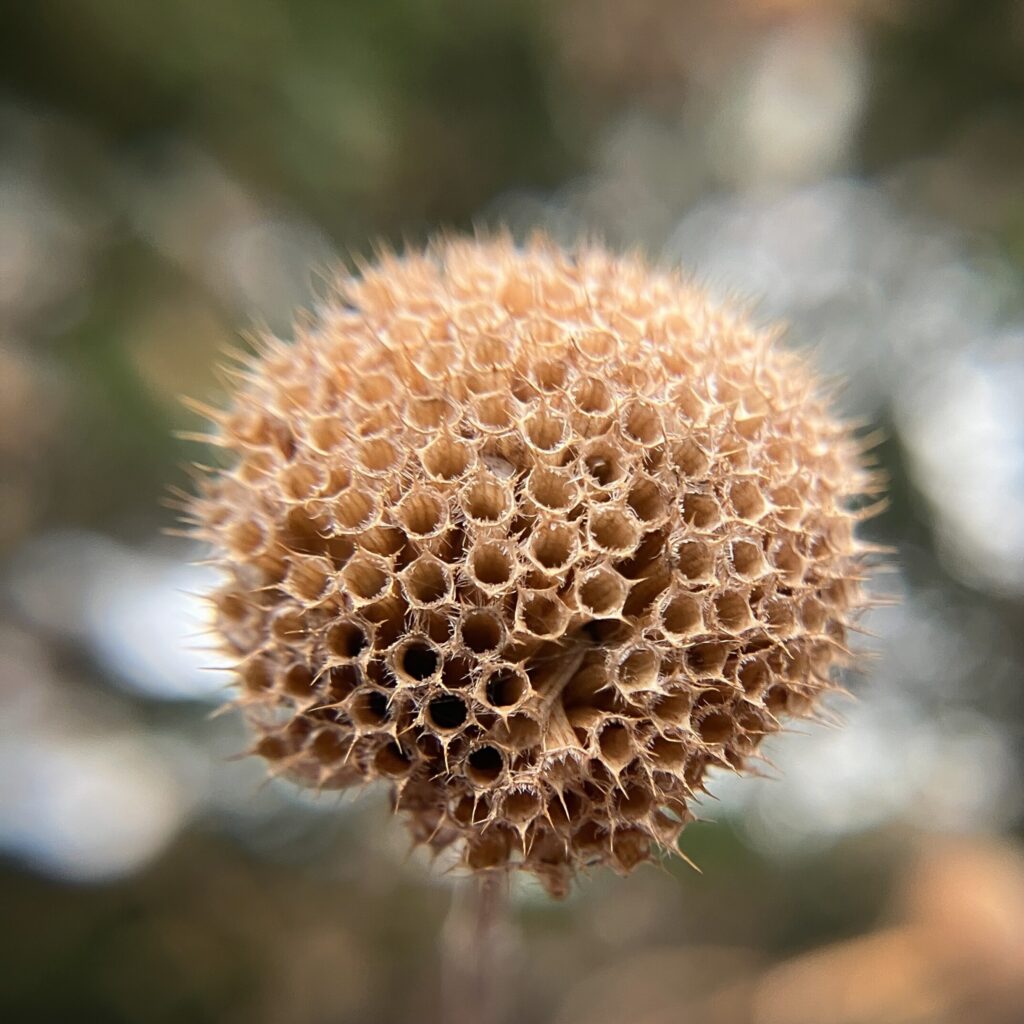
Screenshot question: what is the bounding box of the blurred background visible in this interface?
[2,1,1023,1021]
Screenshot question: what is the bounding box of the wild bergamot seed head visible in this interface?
[191,234,878,896]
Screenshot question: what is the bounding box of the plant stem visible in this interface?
[441,872,510,1024]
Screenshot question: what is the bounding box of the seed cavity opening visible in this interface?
[466,745,505,786]
[427,695,468,731]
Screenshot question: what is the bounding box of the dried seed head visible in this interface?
[191,235,878,897]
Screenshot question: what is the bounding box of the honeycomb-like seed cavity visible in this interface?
[391,636,443,685]
[588,506,641,556]
[461,474,513,527]
[425,693,469,733]
[480,665,531,710]
[193,235,878,898]
[396,487,448,541]
[575,566,629,618]
[528,521,578,575]
[616,645,661,693]
[400,555,453,608]
[325,618,369,662]
[458,608,506,657]
[466,540,518,592]
[340,553,392,605]
[516,589,571,640]
[465,745,506,788]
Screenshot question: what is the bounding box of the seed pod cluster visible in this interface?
[191,235,877,896]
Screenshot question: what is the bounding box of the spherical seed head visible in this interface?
[192,234,876,896]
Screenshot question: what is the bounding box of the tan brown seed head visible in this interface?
[190,234,879,896]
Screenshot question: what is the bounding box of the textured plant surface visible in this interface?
[190,235,879,896]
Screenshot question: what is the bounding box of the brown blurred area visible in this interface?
[1,1,1023,1022]
[547,837,1024,1024]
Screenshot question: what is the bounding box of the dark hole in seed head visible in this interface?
[401,642,438,681]
[428,695,468,730]
[368,690,389,721]
[485,668,527,708]
[328,620,368,660]
[352,688,391,725]
[462,610,503,654]
[467,745,503,783]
